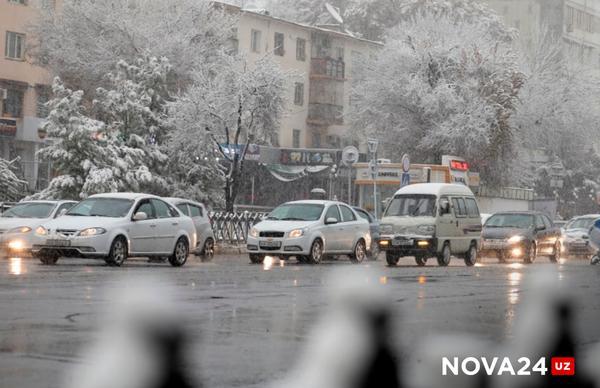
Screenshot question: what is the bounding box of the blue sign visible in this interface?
[401,172,410,187]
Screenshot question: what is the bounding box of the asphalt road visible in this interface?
[0,254,599,388]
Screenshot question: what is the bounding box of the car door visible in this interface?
[189,203,211,248]
[129,199,157,254]
[322,204,343,252]
[464,197,482,245]
[542,215,560,248]
[339,204,361,252]
[533,215,549,250]
[451,197,469,252]
[151,199,180,254]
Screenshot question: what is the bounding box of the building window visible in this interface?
[292,129,301,148]
[296,38,306,61]
[2,88,24,118]
[5,31,25,60]
[36,86,51,118]
[294,82,304,106]
[274,32,284,56]
[8,0,27,4]
[335,47,344,60]
[312,132,321,148]
[250,29,261,53]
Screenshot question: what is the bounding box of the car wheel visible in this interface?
[201,238,215,262]
[385,252,400,266]
[524,242,536,264]
[549,241,561,263]
[349,239,367,264]
[436,242,451,267]
[464,244,478,267]
[415,255,427,267]
[497,251,507,263]
[367,241,380,261]
[308,239,324,264]
[106,237,128,267]
[591,255,600,265]
[39,252,59,265]
[249,254,264,264]
[168,237,189,267]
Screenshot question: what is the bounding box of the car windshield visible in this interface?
[1,202,56,218]
[565,218,596,230]
[485,214,533,229]
[384,195,436,217]
[266,203,324,221]
[67,198,134,218]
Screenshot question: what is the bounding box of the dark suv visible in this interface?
[481,211,562,264]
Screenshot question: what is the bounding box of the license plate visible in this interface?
[46,239,71,247]
[484,241,505,249]
[259,240,281,248]
[392,239,414,247]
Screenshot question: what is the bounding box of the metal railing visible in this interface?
[209,211,267,245]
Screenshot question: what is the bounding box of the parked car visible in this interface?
[0,200,76,256]
[378,183,482,267]
[353,207,380,261]
[164,197,215,261]
[246,200,371,264]
[561,215,600,259]
[31,193,196,267]
[481,211,562,264]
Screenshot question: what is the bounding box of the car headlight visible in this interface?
[8,226,32,234]
[249,227,259,238]
[417,225,435,234]
[289,229,305,238]
[78,227,107,237]
[507,235,524,244]
[35,226,47,236]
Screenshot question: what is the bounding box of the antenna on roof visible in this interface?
[325,3,344,25]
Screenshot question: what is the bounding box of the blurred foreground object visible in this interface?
[65,277,197,388]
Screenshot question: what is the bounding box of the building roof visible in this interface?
[394,183,475,197]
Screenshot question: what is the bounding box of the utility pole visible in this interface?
[367,138,379,219]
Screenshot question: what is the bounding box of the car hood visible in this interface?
[0,217,50,231]
[482,227,531,239]
[563,228,589,239]
[40,215,124,232]
[253,220,319,232]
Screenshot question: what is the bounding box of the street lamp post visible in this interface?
[367,138,379,219]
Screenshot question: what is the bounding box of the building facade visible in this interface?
[0,0,55,191]
[483,0,600,70]
[232,5,381,149]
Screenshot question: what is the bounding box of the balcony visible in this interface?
[310,57,345,80]
[307,103,343,126]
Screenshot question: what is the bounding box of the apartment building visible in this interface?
[0,0,55,190]
[483,0,600,69]
[231,4,381,149]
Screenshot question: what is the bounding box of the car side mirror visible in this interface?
[535,226,545,232]
[133,211,148,221]
[325,217,338,225]
[57,209,68,217]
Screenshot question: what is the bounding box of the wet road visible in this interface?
[0,254,599,388]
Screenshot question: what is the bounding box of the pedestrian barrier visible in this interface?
[209,211,267,244]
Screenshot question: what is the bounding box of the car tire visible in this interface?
[349,239,367,264]
[249,254,264,264]
[367,241,380,261]
[524,242,536,264]
[168,237,189,267]
[39,252,59,265]
[106,236,128,267]
[464,244,478,267]
[200,238,215,262]
[308,239,324,264]
[436,242,451,267]
[415,255,427,267]
[549,241,561,263]
[385,252,400,266]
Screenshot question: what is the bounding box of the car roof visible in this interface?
[89,192,159,200]
[571,214,600,220]
[285,200,348,206]
[16,200,65,204]
[394,183,474,197]
[491,211,544,215]
[163,197,205,207]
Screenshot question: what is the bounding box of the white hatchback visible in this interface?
[31,193,196,267]
[246,200,371,264]
[0,200,77,256]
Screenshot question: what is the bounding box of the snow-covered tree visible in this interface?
[30,0,236,94]
[169,55,287,211]
[350,14,524,185]
[0,158,28,202]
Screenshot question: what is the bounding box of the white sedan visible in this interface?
[246,200,371,264]
[31,193,196,267]
[0,200,76,256]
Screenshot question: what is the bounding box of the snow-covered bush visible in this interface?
[0,158,27,202]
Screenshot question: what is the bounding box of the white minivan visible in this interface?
[378,183,482,267]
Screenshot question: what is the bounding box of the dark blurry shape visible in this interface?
[145,325,195,388]
[310,188,327,200]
